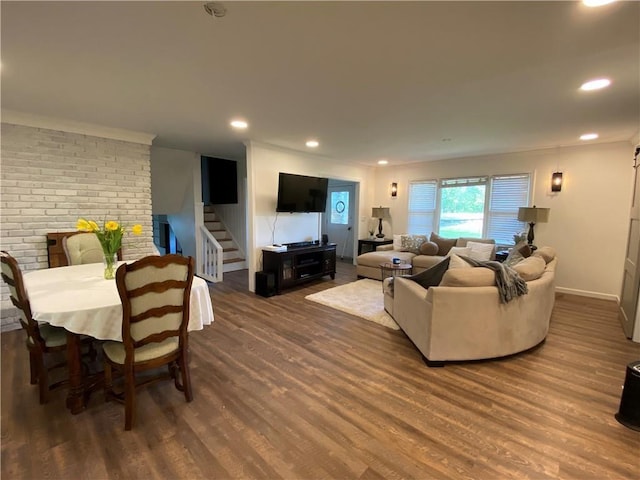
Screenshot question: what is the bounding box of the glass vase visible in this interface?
[103,253,117,280]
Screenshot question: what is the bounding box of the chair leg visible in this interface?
[124,367,136,431]
[179,351,193,403]
[35,353,48,404]
[29,350,39,385]
[104,362,113,402]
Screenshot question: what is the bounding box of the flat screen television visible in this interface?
[276,173,329,213]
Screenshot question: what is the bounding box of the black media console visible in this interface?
[263,243,336,294]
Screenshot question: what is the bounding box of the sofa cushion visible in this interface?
[440,267,496,287]
[356,250,416,268]
[448,253,473,270]
[466,241,494,261]
[406,257,450,289]
[430,232,457,256]
[512,256,546,281]
[400,234,428,254]
[419,241,439,256]
[532,246,556,264]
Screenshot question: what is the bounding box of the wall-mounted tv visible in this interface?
[276,173,329,213]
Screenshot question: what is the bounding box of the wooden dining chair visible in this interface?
[62,232,104,265]
[103,254,195,430]
[0,251,69,404]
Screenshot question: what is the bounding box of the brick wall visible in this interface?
[0,123,157,330]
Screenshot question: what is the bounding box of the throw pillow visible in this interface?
[512,256,546,281]
[516,242,532,258]
[466,241,494,261]
[400,234,427,254]
[430,232,457,256]
[419,241,439,256]
[393,234,403,250]
[406,257,451,289]
[504,247,525,267]
[448,253,473,269]
[447,246,472,257]
[532,246,556,264]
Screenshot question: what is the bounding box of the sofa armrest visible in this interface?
[393,277,434,358]
[376,244,394,251]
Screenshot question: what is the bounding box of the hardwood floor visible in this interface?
[2,261,639,479]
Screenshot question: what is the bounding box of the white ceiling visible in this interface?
[2,1,639,166]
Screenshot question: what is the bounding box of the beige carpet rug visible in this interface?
[305,279,400,330]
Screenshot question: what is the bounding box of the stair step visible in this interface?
[223,257,245,264]
[204,213,218,221]
[205,221,222,230]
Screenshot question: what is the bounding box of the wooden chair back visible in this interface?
[0,251,44,345]
[116,254,195,360]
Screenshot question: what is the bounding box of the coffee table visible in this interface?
[379,262,413,281]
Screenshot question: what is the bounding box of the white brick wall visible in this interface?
[1,123,157,330]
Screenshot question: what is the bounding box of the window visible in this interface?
[330,191,349,225]
[486,174,531,245]
[407,173,531,244]
[407,180,437,235]
[439,177,487,238]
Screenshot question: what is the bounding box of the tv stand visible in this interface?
[263,243,336,294]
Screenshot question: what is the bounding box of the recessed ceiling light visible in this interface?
[378,159,389,165]
[230,119,248,129]
[583,0,616,7]
[580,133,599,141]
[580,78,611,91]
[306,140,319,148]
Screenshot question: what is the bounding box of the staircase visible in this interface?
[203,206,246,273]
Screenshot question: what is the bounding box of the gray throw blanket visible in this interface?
[459,255,528,303]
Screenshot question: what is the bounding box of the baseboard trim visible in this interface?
[556,287,619,303]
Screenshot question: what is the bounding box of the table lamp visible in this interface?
[517,205,550,249]
[372,206,390,239]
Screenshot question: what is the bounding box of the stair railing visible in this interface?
[199,225,223,283]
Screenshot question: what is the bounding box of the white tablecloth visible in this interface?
[23,262,214,341]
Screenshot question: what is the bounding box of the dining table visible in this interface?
[23,261,215,414]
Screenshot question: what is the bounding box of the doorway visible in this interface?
[323,180,357,262]
[619,146,640,339]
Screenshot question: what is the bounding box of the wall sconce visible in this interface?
[391,182,398,197]
[551,172,563,192]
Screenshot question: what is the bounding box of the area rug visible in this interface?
[305,279,400,330]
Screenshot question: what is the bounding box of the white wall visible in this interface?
[150,147,202,259]
[246,141,375,291]
[151,147,197,215]
[372,141,634,299]
[1,122,157,330]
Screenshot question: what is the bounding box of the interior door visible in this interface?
[324,183,355,260]
[619,148,640,338]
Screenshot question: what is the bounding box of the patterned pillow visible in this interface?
[400,234,427,254]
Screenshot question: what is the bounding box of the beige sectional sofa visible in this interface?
[356,235,496,280]
[387,247,557,366]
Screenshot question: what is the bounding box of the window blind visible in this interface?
[407,180,437,235]
[487,174,531,245]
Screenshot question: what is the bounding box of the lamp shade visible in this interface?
[517,206,550,223]
[372,207,390,218]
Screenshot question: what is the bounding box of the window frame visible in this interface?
[407,172,532,246]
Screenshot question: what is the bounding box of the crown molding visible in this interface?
[1,110,156,145]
